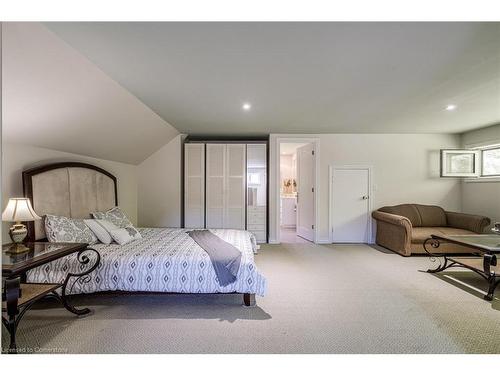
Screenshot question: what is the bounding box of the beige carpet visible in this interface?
[2,243,500,354]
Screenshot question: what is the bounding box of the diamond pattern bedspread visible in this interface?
[27,228,267,296]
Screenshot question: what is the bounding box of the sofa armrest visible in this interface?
[372,211,413,256]
[445,211,491,233]
[372,211,412,228]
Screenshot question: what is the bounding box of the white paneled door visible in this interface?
[296,143,315,242]
[184,143,205,228]
[206,144,246,229]
[206,144,225,228]
[225,144,246,229]
[331,167,370,243]
[246,144,267,242]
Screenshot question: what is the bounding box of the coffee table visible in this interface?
[423,234,500,301]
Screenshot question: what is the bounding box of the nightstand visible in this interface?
[2,242,100,353]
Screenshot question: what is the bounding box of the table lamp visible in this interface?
[492,222,500,235]
[2,198,41,253]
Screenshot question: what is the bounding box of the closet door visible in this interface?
[225,144,246,229]
[206,144,225,228]
[184,143,205,228]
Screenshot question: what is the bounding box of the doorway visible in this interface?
[330,166,372,243]
[279,142,315,243]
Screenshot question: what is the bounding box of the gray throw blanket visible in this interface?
[188,230,242,287]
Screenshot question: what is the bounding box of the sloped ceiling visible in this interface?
[45,22,500,135]
[2,22,179,165]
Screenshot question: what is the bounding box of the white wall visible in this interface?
[461,123,500,227]
[2,131,479,243]
[270,133,462,243]
[2,134,185,240]
[2,132,468,244]
[461,123,500,147]
[2,142,138,242]
[137,134,184,227]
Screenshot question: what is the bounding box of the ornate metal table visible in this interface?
[424,234,500,301]
[2,242,100,353]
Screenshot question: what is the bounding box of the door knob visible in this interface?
[362,195,369,200]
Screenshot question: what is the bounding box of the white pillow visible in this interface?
[85,219,141,245]
[83,219,114,245]
[109,226,142,245]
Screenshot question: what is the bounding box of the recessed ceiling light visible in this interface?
[446,104,457,111]
[242,103,252,111]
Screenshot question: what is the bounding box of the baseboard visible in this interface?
[315,238,332,244]
[330,240,376,245]
[268,238,334,245]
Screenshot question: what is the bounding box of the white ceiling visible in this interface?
[45,22,500,135]
[2,23,179,165]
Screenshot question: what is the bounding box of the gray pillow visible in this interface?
[91,207,133,228]
[45,214,98,244]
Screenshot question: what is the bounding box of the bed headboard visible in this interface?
[22,162,118,241]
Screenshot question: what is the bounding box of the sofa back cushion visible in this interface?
[378,204,422,227]
[414,204,447,227]
[378,204,447,227]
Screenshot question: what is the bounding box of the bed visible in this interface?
[22,162,266,306]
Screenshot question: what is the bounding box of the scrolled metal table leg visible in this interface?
[3,277,20,353]
[483,254,497,301]
[483,254,496,276]
[423,238,448,273]
[488,279,500,301]
[60,247,100,316]
[485,277,496,301]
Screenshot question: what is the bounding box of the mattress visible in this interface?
[27,228,267,296]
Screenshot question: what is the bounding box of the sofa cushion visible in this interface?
[411,227,443,244]
[438,227,477,237]
[415,204,447,227]
[379,204,422,227]
[411,226,476,244]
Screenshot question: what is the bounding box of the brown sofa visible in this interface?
[372,204,490,256]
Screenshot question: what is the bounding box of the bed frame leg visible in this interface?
[243,293,255,307]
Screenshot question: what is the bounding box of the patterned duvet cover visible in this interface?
[27,228,267,296]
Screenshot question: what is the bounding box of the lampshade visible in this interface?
[2,198,42,222]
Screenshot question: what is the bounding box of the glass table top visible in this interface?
[2,243,88,276]
[2,242,71,267]
[435,234,500,252]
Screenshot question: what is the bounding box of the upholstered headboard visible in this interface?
[23,162,118,241]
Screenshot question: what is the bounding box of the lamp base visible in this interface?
[5,243,31,254]
[9,222,28,244]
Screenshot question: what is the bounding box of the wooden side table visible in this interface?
[2,242,100,353]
